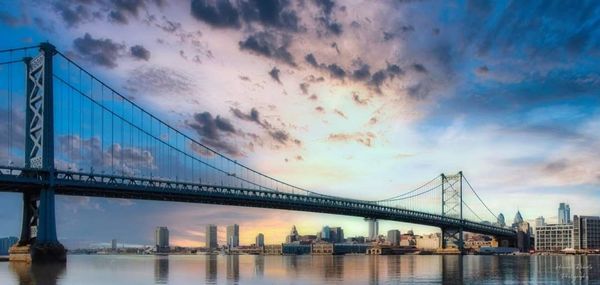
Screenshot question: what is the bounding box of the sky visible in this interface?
[0,0,599,249]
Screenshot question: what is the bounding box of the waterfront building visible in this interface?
[367,218,379,241]
[311,243,334,255]
[535,224,573,252]
[227,224,240,248]
[512,211,524,227]
[347,236,366,244]
[416,233,440,249]
[286,225,300,243]
[155,227,170,253]
[111,239,117,252]
[558,203,571,224]
[282,243,311,255]
[206,224,218,250]
[573,215,600,250]
[255,233,265,247]
[535,216,545,228]
[263,244,283,255]
[387,230,401,246]
[0,237,18,255]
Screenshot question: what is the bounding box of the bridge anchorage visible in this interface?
[0,43,519,262]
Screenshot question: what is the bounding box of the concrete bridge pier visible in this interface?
[9,188,66,263]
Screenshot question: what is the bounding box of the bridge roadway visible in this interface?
[0,166,516,238]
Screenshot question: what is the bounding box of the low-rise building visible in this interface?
[311,243,334,255]
[535,224,573,252]
[263,244,283,255]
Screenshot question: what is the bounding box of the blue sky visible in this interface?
[0,0,599,248]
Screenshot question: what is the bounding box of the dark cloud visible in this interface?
[352,64,371,81]
[269,67,281,83]
[412,63,428,73]
[229,107,300,146]
[109,0,152,24]
[407,83,429,100]
[190,0,301,31]
[370,70,386,87]
[0,10,26,26]
[544,160,568,173]
[239,32,295,66]
[304,53,318,67]
[190,0,241,28]
[239,0,300,31]
[130,45,151,61]
[314,0,342,35]
[299,82,309,94]
[476,65,489,75]
[52,1,93,27]
[326,64,346,79]
[309,94,318,101]
[188,112,241,156]
[73,33,125,68]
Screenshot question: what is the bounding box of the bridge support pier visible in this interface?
[10,188,66,263]
[439,227,464,254]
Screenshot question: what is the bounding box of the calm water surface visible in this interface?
[1,254,599,284]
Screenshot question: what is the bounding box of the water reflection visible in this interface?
[205,254,217,284]
[9,262,66,285]
[154,256,169,284]
[254,255,264,277]
[226,255,239,283]
[2,254,600,284]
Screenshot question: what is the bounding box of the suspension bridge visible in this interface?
[0,44,516,262]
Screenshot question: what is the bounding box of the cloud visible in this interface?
[230,107,301,147]
[411,63,428,73]
[352,64,371,81]
[299,82,309,94]
[314,0,342,35]
[130,45,151,60]
[73,33,125,68]
[304,53,318,67]
[126,66,194,95]
[190,0,301,31]
[188,112,242,156]
[326,63,346,79]
[352,93,368,105]
[190,0,241,28]
[333,109,347,119]
[109,0,155,24]
[268,66,281,83]
[239,32,295,66]
[327,132,375,147]
[52,1,95,27]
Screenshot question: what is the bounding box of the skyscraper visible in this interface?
[330,227,344,243]
[558,203,571,224]
[387,230,401,246]
[497,213,506,227]
[227,224,240,248]
[111,239,117,252]
[535,216,545,228]
[155,226,169,253]
[321,226,331,241]
[255,233,265,247]
[367,218,379,241]
[206,224,218,250]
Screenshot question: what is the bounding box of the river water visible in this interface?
[0,254,598,284]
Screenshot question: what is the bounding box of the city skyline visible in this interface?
[1,0,599,249]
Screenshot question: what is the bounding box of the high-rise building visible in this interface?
[226,224,240,248]
[513,211,524,226]
[573,215,600,250]
[330,227,344,243]
[155,226,170,253]
[535,224,573,252]
[206,224,218,250]
[497,213,506,227]
[367,218,379,241]
[321,226,331,241]
[535,216,545,228]
[286,225,300,243]
[558,203,571,224]
[111,239,117,252]
[387,230,401,246]
[0,237,18,255]
[255,233,265,247]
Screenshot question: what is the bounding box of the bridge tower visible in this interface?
[440,172,464,253]
[9,43,66,263]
